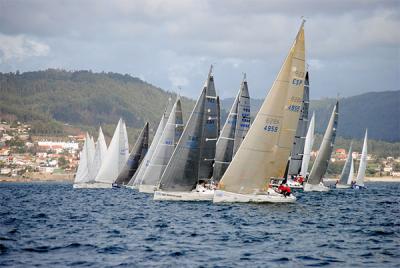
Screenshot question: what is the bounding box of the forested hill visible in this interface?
[0,69,194,136]
[0,69,398,143]
[221,90,400,142]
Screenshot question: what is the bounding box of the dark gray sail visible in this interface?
[115,122,149,185]
[140,99,184,188]
[213,75,250,182]
[158,67,218,191]
[287,72,310,176]
[339,143,353,185]
[307,101,339,184]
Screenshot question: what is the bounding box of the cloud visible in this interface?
[0,34,50,63]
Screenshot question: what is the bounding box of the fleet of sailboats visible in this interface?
[73,21,370,203]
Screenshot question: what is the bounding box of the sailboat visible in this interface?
[354,129,368,189]
[304,102,339,192]
[114,122,149,186]
[336,143,354,189]
[126,102,171,189]
[300,112,315,177]
[212,74,250,183]
[284,72,310,188]
[213,21,306,203]
[73,133,92,188]
[139,98,184,193]
[154,66,219,201]
[92,118,129,188]
[87,127,107,180]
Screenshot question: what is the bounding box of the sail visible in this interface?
[213,75,250,182]
[300,112,315,176]
[356,129,368,186]
[218,21,306,194]
[74,134,90,183]
[115,122,149,185]
[140,99,184,188]
[95,119,129,184]
[129,112,169,186]
[307,102,339,185]
[158,66,219,191]
[88,127,108,181]
[348,157,354,185]
[288,72,310,176]
[339,143,353,185]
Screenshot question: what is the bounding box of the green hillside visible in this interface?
[0,69,195,139]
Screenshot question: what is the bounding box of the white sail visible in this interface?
[300,112,315,176]
[218,21,306,195]
[348,157,354,185]
[88,127,108,181]
[95,119,129,184]
[74,134,90,184]
[356,129,368,186]
[130,113,169,186]
[88,135,95,165]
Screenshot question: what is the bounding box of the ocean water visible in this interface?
[0,182,399,267]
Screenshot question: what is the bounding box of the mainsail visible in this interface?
[158,66,219,191]
[129,103,171,187]
[356,129,368,186]
[213,74,250,182]
[115,122,149,185]
[74,133,91,184]
[95,118,129,184]
[287,72,310,176]
[140,99,184,188]
[300,112,315,176]
[339,143,353,185]
[307,102,339,185]
[88,127,107,181]
[218,21,306,194]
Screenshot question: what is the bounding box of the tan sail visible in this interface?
[218,21,306,194]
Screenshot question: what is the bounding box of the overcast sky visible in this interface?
[0,0,399,99]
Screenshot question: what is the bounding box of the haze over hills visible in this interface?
[0,70,399,145]
[221,90,400,142]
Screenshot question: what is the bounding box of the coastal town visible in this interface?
[0,120,399,182]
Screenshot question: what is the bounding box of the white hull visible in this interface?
[335,184,351,189]
[153,190,214,201]
[213,189,296,203]
[139,184,157,193]
[303,182,329,192]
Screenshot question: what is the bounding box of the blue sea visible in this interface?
[0,182,399,267]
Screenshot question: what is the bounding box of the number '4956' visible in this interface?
[264,125,278,132]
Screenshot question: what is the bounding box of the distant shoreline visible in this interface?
[1,175,399,183]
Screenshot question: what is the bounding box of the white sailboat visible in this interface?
[300,112,315,177]
[91,118,129,188]
[127,103,171,189]
[336,143,354,189]
[354,129,368,189]
[213,21,306,203]
[73,133,92,188]
[303,102,338,192]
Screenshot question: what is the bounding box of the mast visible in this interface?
[307,102,339,185]
[218,21,306,194]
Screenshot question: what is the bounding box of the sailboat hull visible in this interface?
[153,190,214,201]
[139,184,157,193]
[303,182,329,192]
[213,190,296,203]
[124,184,138,190]
[335,184,351,189]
